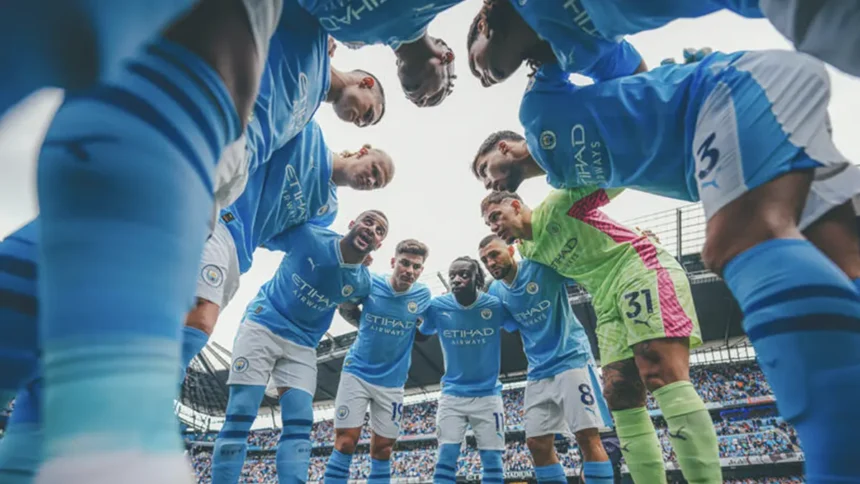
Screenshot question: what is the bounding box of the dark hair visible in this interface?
[451,256,487,292]
[480,190,523,215]
[395,239,429,260]
[471,130,525,178]
[434,36,457,104]
[467,0,554,77]
[353,69,386,125]
[478,234,503,249]
[358,209,388,223]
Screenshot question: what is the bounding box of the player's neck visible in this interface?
[503,261,518,286]
[518,153,546,181]
[454,290,478,307]
[394,33,434,61]
[326,67,354,104]
[331,153,349,187]
[339,237,366,265]
[521,211,535,241]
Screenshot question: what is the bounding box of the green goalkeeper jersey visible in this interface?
[518,187,675,300]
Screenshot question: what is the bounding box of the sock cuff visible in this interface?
[534,463,566,479]
[723,238,806,281]
[182,325,209,342]
[611,407,655,437]
[370,458,390,466]
[652,381,707,417]
[582,460,614,476]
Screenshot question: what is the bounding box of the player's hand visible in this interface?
[328,36,337,58]
[660,47,713,66]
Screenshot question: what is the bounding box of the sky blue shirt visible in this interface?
[221,121,338,273]
[510,1,642,81]
[342,274,432,388]
[487,260,593,381]
[577,0,763,41]
[419,292,514,398]
[246,0,331,173]
[295,0,464,49]
[244,223,371,348]
[519,52,745,200]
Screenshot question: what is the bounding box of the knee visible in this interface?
[185,298,219,335]
[336,434,358,455]
[574,429,606,462]
[603,379,646,411]
[526,437,555,464]
[370,443,393,461]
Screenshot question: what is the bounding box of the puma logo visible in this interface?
[669,426,688,441]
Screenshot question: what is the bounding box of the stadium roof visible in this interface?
[179,203,748,417]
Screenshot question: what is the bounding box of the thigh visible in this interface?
[559,367,613,433]
[271,336,318,395]
[523,379,566,439]
[227,320,279,386]
[436,396,470,446]
[694,50,844,221]
[614,263,700,350]
[368,383,405,440]
[469,395,506,451]
[195,222,240,308]
[334,372,371,431]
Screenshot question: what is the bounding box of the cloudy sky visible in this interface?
[1,1,859,350]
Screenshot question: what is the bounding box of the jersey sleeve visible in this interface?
[418,304,437,335]
[260,223,306,253]
[351,269,373,302]
[580,40,643,82]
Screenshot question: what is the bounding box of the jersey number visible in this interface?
[493,412,503,433]
[696,132,720,180]
[578,384,595,406]
[623,289,654,319]
[391,402,403,422]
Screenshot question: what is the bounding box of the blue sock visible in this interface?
[0,380,42,483]
[0,0,196,118]
[36,36,239,462]
[433,443,460,483]
[534,463,566,484]
[324,449,353,484]
[369,458,391,483]
[0,221,40,406]
[276,389,313,484]
[853,277,860,294]
[179,326,209,383]
[212,385,266,484]
[479,450,504,484]
[582,461,614,484]
[723,238,860,482]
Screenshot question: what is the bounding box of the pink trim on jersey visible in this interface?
[567,190,692,338]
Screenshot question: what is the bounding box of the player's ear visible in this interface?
[360,76,375,90]
[390,257,396,269]
[510,199,521,212]
[498,141,509,155]
[348,220,355,230]
[507,245,515,256]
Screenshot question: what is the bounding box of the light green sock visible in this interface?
[653,381,722,484]
[612,407,667,484]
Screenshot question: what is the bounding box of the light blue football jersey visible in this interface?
[220,120,338,273]
[419,292,514,398]
[295,0,464,49]
[577,0,763,41]
[342,274,432,388]
[244,223,372,348]
[246,0,331,173]
[519,52,745,200]
[510,1,642,81]
[487,260,593,381]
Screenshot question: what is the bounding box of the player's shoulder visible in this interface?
[429,292,456,309]
[477,291,504,309]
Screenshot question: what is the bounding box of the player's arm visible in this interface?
[414,315,431,342]
[338,301,363,328]
[581,40,647,82]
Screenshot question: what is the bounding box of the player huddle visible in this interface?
[0,0,859,483]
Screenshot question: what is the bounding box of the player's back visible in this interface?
[221,121,338,273]
[487,260,592,381]
[295,0,463,48]
[519,188,682,300]
[520,53,743,201]
[343,275,432,388]
[246,0,331,173]
[245,223,371,347]
[510,1,642,81]
[421,292,510,397]
[578,0,761,40]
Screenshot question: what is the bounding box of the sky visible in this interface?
[1,1,859,352]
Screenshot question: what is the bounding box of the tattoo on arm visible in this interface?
[338,302,362,327]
